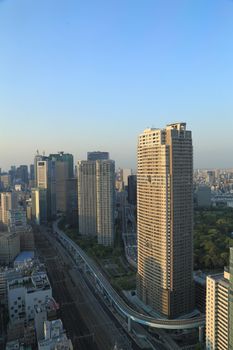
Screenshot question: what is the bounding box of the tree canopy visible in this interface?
[194,207,233,270]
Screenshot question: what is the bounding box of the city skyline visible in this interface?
[1,0,233,169]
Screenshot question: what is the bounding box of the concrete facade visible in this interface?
[8,273,52,324]
[137,123,194,318]
[38,319,73,350]
[77,159,115,246]
[206,272,229,350]
[0,192,18,225]
[229,248,233,349]
[0,230,20,265]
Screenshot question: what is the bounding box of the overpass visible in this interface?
[53,221,205,331]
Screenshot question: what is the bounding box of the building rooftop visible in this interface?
[193,271,207,286]
[38,335,71,349]
[8,272,50,292]
[14,251,34,264]
[34,297,59,314]
[207,273,224,282]
[0,230,17,239]
[166,122,186,130]
[6,341,32,350]
[6,340,20,350]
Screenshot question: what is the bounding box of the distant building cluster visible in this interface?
[194,168,233,208]
[0,158,76,349]
[0,238,72,349]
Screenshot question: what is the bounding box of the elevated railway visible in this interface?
[53,221,205,332]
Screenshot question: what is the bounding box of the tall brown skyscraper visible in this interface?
[137,122,194,319]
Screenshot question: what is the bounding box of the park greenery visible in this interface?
[194,207,233,271]
[59,206,233,289]
[58,218,136,291]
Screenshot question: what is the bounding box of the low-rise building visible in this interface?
[0,230,20,265]
[196,185,211,207]
[14,251,35,269]
[0,267,21,305]
[6,340,20,350]
[38,319,73,350]
[7,320,36,347]
[8,208,35,251]
[34,298,60,341]
[8,272,52,324]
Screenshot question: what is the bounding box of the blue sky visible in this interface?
[0,0,233,170]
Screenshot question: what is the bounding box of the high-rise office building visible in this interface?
[34,153,44,187]
[33,152,74,222]
[16,165,29,185]
[49,152,74,213]
[77,160,97,236]
[137,123,194,318]
[0,192,18,225]
[49,152,74,178]
[30,164,35,181]
[37,160,48,189]
[96,160,115,246]
[77,157,115,246]
[66,178,78,227]
[31,188,47,225]
[36,158,56,221]
[229,248,233,349]
[87,151,109,161]
[0,174,12,190]
[128,175,137,205]
[206,271,229,350]
[122,168,132,188]
[54,161,69,213]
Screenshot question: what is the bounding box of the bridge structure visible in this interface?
[53,222,205,332]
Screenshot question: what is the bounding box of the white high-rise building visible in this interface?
[77,158,115,246]
[137,123,194,318]
[206,271,229,350]
[0,192,18,225]
[34,159,56,221]
[37,160,48,189]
